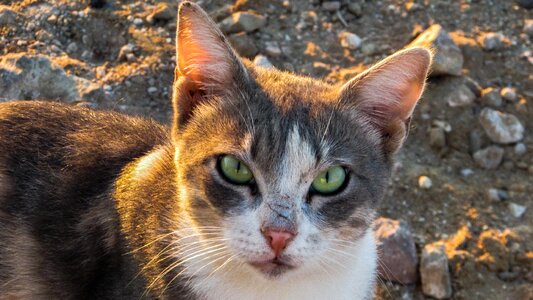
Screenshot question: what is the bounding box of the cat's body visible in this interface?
[0,2,431,299]
[0,102,169,298]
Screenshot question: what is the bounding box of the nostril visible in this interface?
[262,229,295,256]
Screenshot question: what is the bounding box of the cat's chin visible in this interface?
[249,258,295,278]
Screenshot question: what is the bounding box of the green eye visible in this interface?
[218,155,254,185]
[311,166,347,195]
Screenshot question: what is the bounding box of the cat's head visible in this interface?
[171,2,431,279]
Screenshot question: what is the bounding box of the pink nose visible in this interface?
[263,230,294,256]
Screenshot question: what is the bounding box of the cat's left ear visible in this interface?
[172,1,249,129]
[339,47,432,155]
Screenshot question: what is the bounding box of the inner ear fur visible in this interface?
[339,47,432,155]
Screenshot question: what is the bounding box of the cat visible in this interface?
[0,2,431,299]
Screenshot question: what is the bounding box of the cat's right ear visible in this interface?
[338,47,432,156]
[172,2,248,129]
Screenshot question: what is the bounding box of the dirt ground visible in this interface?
[0,0,531,299]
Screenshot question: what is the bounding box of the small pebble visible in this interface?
[118,44,135,61]
[418,176,432,189]
[147,87,158,94]
[66,42,78,53]
[264,41,282,57]
[481,87,502,107]
[500,87,518,102]
[81,50,92,60]
[514,143,527,156]
[479,108,524,144]
[125,53,136,62]
[461,168,474,177]
[508,203,526,218]
[447,84,476,107]
[473,146,504,169]
[133,18,143,26]
[486,188,508,202]
[361,42,377,55]
[253,55,273,68]
[338,31,362,50]
[480,32,505,51]
[47,14,58,24]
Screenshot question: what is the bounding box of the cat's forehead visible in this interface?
[182,65,382,171]
[194,66,383,167]
[249,65,338,107]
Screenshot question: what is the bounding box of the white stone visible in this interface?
[514,143,527,156]
[481,32,505,51]
[264,41,282,56]
[67,42,78,53]
[253,55,273,68]
[461,168,474,177]
[508,203,526,218]
[338,31,362,50]
[500,87,518,102]
[418,176,432,189]
[479,108,524,144]
[446,84,476,107]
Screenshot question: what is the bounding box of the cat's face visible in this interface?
[175,67,389,277]
[171,2,430,279]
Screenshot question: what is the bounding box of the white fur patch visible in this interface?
[188,229,377,300]
[277,124,316,195]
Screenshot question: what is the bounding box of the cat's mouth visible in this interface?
[249,258,295,277]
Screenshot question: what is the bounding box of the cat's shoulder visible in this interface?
[0,100,171,201]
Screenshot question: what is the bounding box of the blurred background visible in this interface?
[0,0,531,299]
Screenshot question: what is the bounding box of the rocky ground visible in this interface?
[0,0,532,299]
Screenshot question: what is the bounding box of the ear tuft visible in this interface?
[340,47,432,154]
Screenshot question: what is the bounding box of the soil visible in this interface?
[0,0,531,299]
